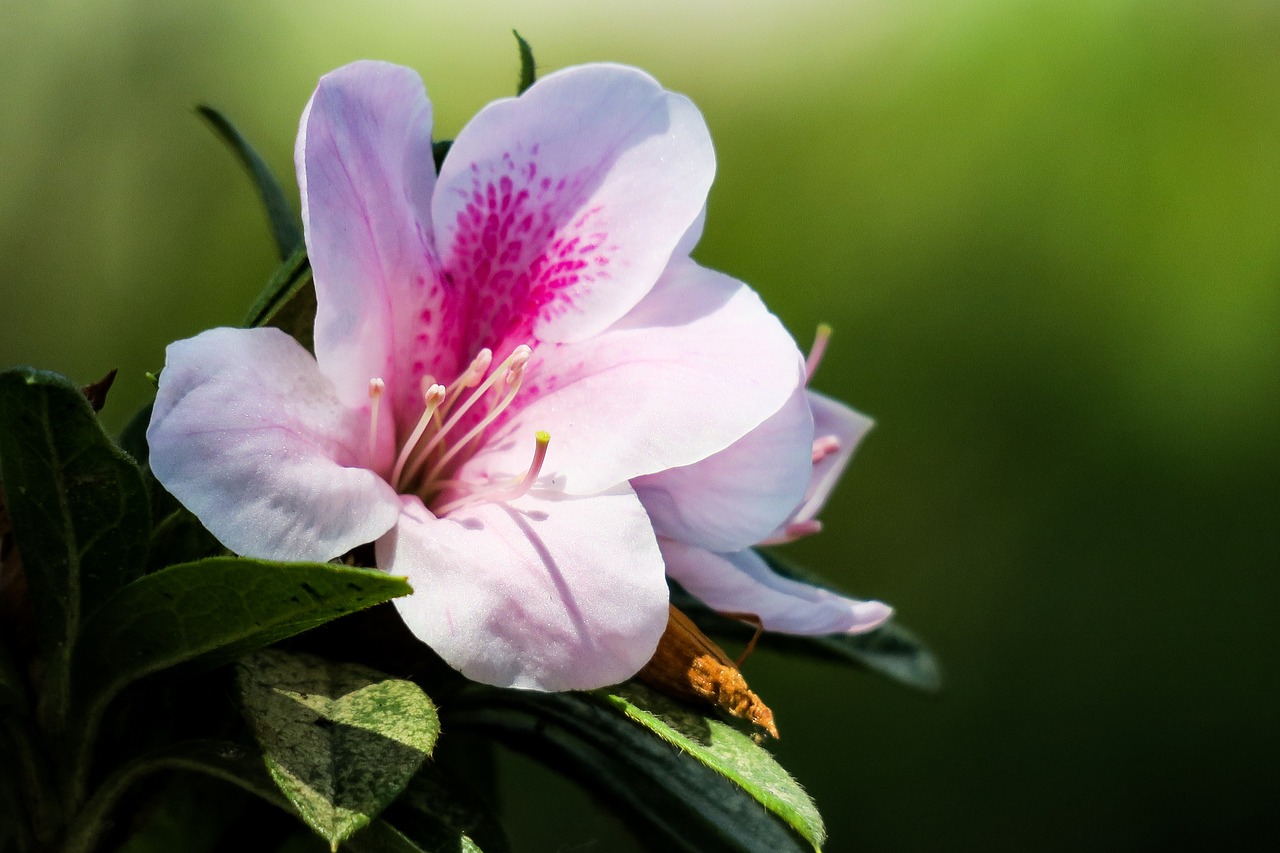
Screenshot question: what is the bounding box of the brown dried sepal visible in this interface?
[80,368,118,412]
[636,604,778,739]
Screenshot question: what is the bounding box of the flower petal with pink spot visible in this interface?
[433,64,714,350]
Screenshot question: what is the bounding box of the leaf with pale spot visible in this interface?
[238,649,440,851]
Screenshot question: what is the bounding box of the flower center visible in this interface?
[367,343,548,515]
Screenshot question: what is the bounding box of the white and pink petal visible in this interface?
[791,390,873,525]
[299,60,456,420]
[147,327,402,563]
[379,486,669,691]
[661,539,892,636]
[633,384,814,553]
[460,259,806,495]
[433,63,715,349]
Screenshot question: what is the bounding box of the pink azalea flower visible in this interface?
[147,60,812,691]
[635,327,894,635]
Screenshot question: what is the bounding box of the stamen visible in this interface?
[812,435,841,463]
[441,348,492,411]
[805,323,833,384]
[402,344,533,489]
[391,383,447,489]
[420,346,532,486]
[433,430,550,516]
[367,378,385,463]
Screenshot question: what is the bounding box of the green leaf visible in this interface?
[115,772,252,853]
[60,739,288,853]
[431,140,453,174]
[0,368,151,726]
[0,639,24,712]
[74,558,412,715]
[341,822,430,853]
[145,508,224,574]
[198,105,303,261]
[600,682,824,850]
[0,738,32,853]
[238,649,439,851]
[244,245,317,352]
[673,551,942,693]
[116,401,153,474]
[512,31,536,95]
[450,684,819,853]
[376,765,507,853]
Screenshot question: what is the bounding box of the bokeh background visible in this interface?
[3,0,1278,849]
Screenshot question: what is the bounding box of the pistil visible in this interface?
[432,430,550,516]
[367,378,385,464]
[805,323,832,383]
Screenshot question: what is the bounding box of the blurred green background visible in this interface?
[3,0,1278,849]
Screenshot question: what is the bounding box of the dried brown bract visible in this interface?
[636,603,778,739]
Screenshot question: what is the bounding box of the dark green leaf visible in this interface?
[143,739,286,807]
[62,738,297,853]
[74,558,412,715]
[512,31,536,95]
[341,822,430,853]
[673,551,942,693]
[0,639,24,712]
[377,764,507,853]
[449,684,818,853]
[244,245,316,353]
[145,509,224,574]
[600,682,824,850]
[198,105,303,260]
[116,401,153,474]
[238,649,439,851]
[0,368,151,725]
[0,735,32,853]
[432,141,452,174]
[115,771,252,853]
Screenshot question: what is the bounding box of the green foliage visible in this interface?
[0,640,24,713]
[512,31,536,95]
[198,105,304,261]
[244,245,317,351]
[74,558,412,715]
[431,140,452,173]
[371,766,507,853]
[113,773,251,853]
[450,683,820,852]
[599,682,825,849]
[238,649,439,850]
[0,367,151,728]
[0,31,948,851]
